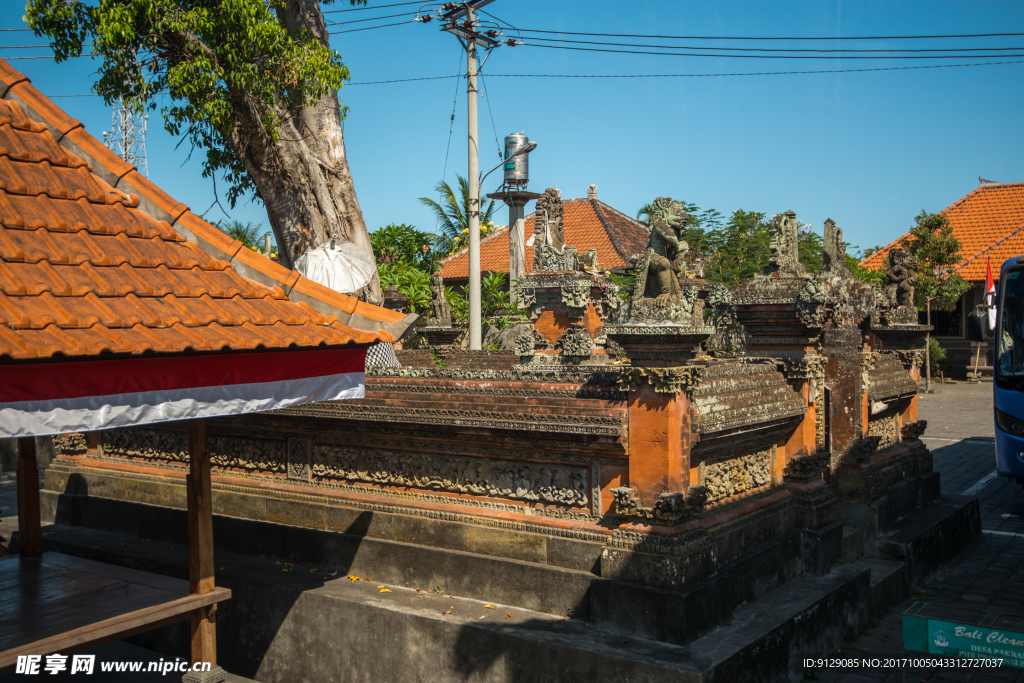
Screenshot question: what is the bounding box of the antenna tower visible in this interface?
[103,100,148,177]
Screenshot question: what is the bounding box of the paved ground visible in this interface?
[817,382,1024,683]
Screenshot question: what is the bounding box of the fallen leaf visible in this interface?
[547,619,553,624]
[219,567,223,571]
[416,588,421,592]
[377,585,385,589]
[622,639,628,644]
[310,568,319,573]
[379,588,392,593]
[732,613,736,619]
[446,610,452,614]
[348,575,359,581]
[281,569,290,573]
[483,604,495,609]
[586,623,591,628]
[363,577,370,582]
[504,612,511,619]
[635,645,639,649]
[275,561,281,565]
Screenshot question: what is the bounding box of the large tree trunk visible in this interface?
[223,0,382,305]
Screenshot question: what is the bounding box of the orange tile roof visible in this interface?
[859,182,1024,282]
[0,63,395,361]
[440,198,650,280]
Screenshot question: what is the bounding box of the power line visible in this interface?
[522,43,1024,60]
[519,35,1024,54]
[479,73,502,161]
[513,28,1024,41]
[339,59,1024,84]
[328,20,417,34]
[324,10,419,27]
[322,1,428,14]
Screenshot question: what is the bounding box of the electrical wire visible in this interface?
[440,50,462,185]
[328,20,417,34]
[322,0,429,14]
[521,43,1024,60]
[324,10,420,27]
[512,28,1024,41]
[479,72,502,161]
[518,35,1024,54]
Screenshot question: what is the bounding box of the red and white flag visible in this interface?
[986,257,997,329]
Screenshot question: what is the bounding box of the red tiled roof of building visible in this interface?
[440,198,650,280]
[859,182,1024,281]
[0,62,395,361]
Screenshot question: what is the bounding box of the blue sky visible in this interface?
[3,0,1023,254]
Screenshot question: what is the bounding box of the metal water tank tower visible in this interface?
[503,133,530,187]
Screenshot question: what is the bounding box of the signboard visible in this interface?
[904,604,1024,668]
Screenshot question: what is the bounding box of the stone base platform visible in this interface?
[39,523,875,683]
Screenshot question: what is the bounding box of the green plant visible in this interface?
[377,263,431,314]
[929,337,946,377]
[214,220,263,251]
[444,286,468,321]
[370,223,438,272]
[419,174,500,256]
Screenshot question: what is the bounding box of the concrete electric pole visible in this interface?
[440,1,500,350]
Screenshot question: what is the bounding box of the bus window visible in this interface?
[997,270,1024,378]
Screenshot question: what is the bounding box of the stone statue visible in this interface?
[886,248,917,309]
[821,219,850,277]
[766,210,804,275]
[429,271,451,326]
[636,197,689,305]
[534,188,565,271]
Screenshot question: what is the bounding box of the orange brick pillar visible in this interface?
[626,382,691,506]
[780,379,816,482]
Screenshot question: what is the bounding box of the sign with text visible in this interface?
[904,605,1024,669]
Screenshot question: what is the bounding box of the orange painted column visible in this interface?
[626,382,690,506]
[903,364,920,423]
[780,380,816,482]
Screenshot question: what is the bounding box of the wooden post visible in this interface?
[187,419,216,667]
[17,437,42,558]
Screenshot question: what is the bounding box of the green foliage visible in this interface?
[444,286,468,321]
[376,263,430,314]
[900,211,971,313]
[929,337,947,377]
[214,219,267,251]
[419,174,499,255]
[609,273,636,300]
[370,223,438,272]
[847,252,885,287]
[26,0,363,208]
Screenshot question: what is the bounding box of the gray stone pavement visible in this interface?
[817,382,1024,683]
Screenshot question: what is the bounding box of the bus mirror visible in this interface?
[967,306,992,342]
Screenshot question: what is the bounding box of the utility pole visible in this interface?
[440,1,500,350]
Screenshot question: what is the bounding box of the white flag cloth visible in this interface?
[294,240,377,295]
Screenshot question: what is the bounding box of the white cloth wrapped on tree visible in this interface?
[294,240,376,295]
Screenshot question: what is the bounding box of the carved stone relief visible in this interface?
[867,415,898,450]
[312,445,589,508]
[287,437,311,481]
[698,449,772,505]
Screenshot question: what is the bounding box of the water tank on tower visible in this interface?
[503,133,530,187]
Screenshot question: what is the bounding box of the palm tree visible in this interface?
[419,174,499,255]
[214,220,265,250]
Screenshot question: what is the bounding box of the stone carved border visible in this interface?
[287,438,311,482]
[698,447,773,505]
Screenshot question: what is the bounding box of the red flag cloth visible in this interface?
[987,258,997,329]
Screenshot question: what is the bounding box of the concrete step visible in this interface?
[842,526,863,564]
[875,494,981,588]
[861,557,908,620]
[38,523,871,683]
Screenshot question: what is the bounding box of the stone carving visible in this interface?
[894,349,926,370]
[844,436,882,465]
[821,219,849,277]
[766,210,805,275]
[287,437,311,481]
[428,271,452,326]
[611,485,708,523]
[630,197,694,324]
[886,249,917,309]
[783,452,829,484]
[867,415,898,450]
[103,428,287,474]
[616,365,704,394]
[699,450,772,504]
[534,188,566,271]
[557,323,593,361]
[560,281,591,310]
[900,420,928,440]
[709,283,735,329]
[312,445,589,507]
[514,332,536,358]
[53,433,87,456]
[796,278,829,329]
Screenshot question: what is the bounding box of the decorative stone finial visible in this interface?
[587,182,598,200]
[822,219,849,277]
[766,210,804,275]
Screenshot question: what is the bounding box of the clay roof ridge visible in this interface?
[589,199,634,266]
[0,58,413,342]
[438,221,513,266]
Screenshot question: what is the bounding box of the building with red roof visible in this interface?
[860,180,1024,340]
[440,191,649,285]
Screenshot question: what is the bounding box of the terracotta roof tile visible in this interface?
[860,182,1024,281]
[0,93,385,360]
[441,198,650,280]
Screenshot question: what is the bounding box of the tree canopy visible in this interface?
[899,210,970,312]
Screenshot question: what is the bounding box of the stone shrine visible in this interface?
[39,200,979,683]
